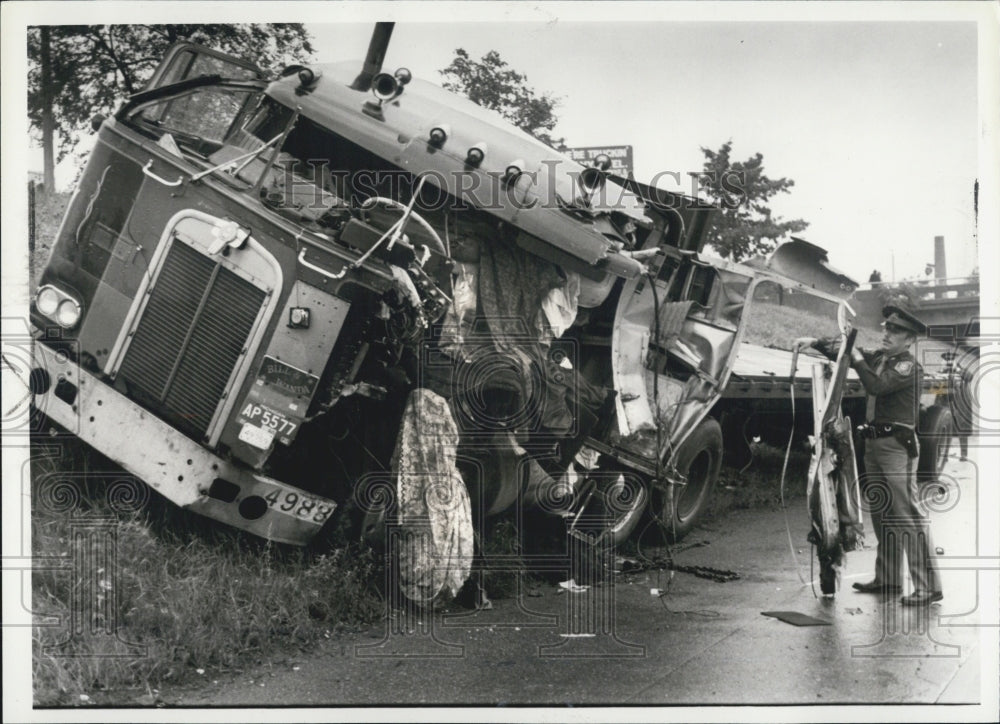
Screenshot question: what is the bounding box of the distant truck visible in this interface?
[28,27,949,594]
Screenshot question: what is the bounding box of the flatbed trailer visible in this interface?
[719,342,955,483]
[726,341,951,402]
[725,343,864,402]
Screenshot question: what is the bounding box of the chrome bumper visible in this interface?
[31,340,336,545]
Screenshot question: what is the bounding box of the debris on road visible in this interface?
[558,579,590,593]
[761,611,831,626]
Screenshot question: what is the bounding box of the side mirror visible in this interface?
[91,114,107,132]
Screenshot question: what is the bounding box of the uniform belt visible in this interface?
[858,423,906,439]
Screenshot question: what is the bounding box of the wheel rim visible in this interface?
[676,450,711,522]
[604,476,647,536]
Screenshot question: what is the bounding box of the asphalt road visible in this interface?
[171,448,988,708]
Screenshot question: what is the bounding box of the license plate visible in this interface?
[238,403,298,439]
[238,421,275,449]
[260,485,337,524]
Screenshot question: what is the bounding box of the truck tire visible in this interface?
[917,406,952,482]
[657,417,723,542]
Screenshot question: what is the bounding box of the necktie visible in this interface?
[865,356,886,422]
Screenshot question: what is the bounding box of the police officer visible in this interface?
[806,305,942,605]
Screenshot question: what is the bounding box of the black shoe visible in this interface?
[852,580,902,593]
[900,590,943,606]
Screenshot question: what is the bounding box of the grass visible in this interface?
[744,299,883,350]
[30,441,383,707]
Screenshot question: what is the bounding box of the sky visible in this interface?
[305,20,981,283]
[15,4,992,285]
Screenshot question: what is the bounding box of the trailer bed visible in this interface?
[724,343,865,400]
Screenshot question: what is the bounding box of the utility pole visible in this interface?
[40,26,55,193]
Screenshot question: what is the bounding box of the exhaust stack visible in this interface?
[351,22,395,91]
[934,235,947,281]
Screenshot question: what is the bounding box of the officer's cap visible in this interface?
[881,305,927,335]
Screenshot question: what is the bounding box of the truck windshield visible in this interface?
[126,90,345,226]
[128,85,268,158]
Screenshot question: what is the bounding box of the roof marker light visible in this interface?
[504,160,525,183]
[466,144,487,167]
[429,125,450,147]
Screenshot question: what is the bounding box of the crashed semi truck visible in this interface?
[30,26,888,599]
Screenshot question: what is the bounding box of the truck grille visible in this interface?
[118,240,266,440]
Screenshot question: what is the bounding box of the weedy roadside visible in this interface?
[30,441,383,706]
[745,300,882,350]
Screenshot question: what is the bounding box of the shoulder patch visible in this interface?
[894,359,914,375]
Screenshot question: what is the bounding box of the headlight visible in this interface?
[36,286,60,316]
[34,284,83,328]
[56,299,82,328]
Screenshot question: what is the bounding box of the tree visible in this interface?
[696,141,809,262]
[439,49,563,148]
[27,24,314,187]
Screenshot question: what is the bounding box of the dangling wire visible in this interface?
[780,344,811,587]
[737,413,756,476]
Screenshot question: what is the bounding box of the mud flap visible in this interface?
[392,389,474,606]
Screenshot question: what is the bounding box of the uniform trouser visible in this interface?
[863,437,942,593]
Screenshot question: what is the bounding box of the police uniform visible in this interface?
[850,306,942,605]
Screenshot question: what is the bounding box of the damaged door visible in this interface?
[610,250,753,539]
[806,317,864,594]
